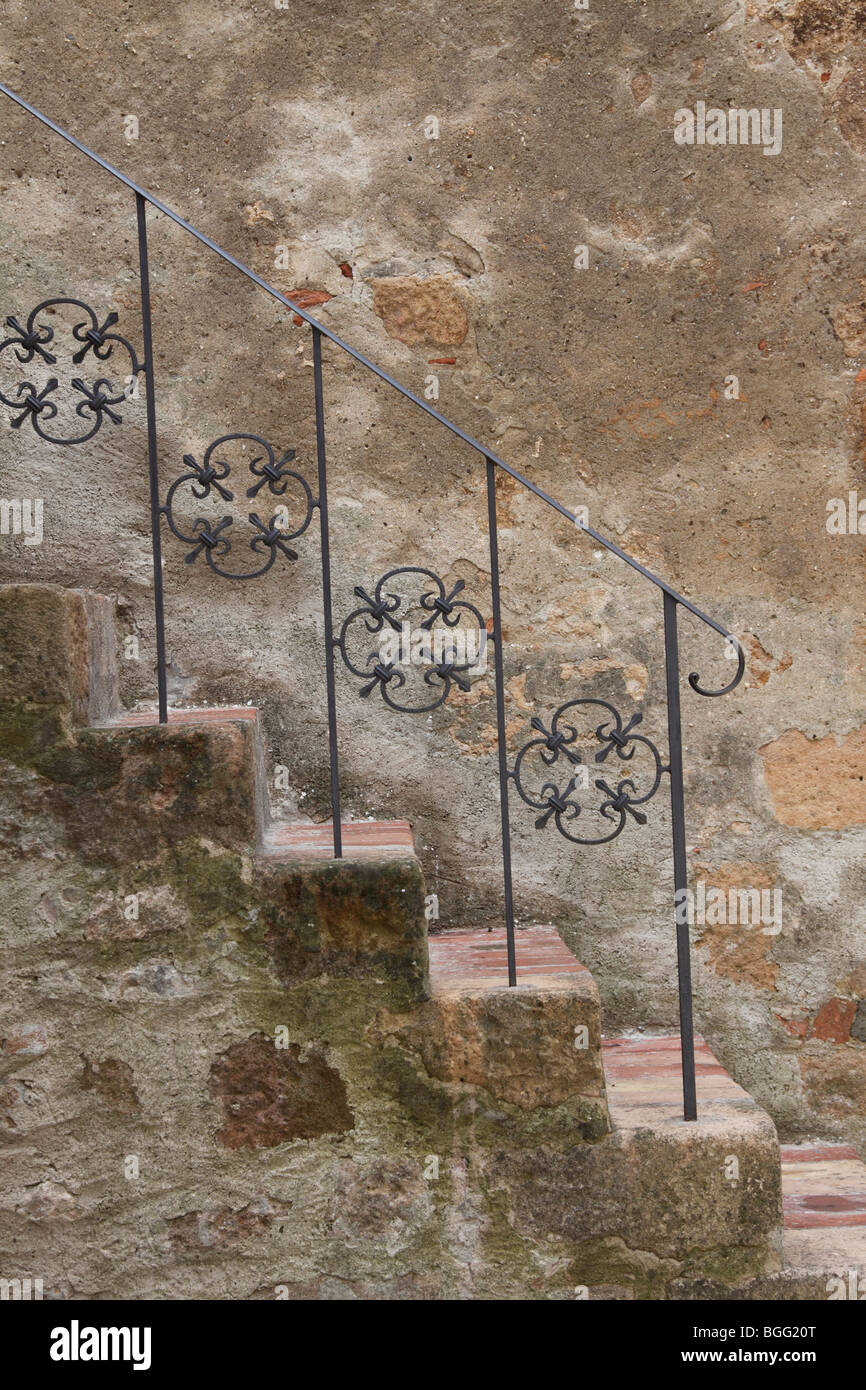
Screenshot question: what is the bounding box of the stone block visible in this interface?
[375,975,607,1113]
[0,583,90,721]
[370,274,468,346]
[258,854,430,999]
[5,714,265,865]
[209,1032,354,1148]
[496,1101,783,1284]
[759,727,866,829]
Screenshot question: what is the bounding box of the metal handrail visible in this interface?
[0,81,739,647]
[0,83,750,1120]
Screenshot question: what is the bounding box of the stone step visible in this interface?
[103,706,259,728]
[602,1032,754,1125]
[611,1038,866,1296]
[256,819,430,1001]
[92,705,270,856]
[781,1142,866,1273]
[428,923,589,988]
[426,929,785,1285]
[0,583,418,866]
[260,819,415,860]
[391,924,611,1140]
[595,1031,783,1285]
[0,584,432,989]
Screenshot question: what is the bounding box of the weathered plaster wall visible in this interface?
[0,0,865,1151]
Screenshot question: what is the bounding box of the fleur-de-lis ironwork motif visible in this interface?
[352,584,403,633]
[419,578,470,628]
[185,516,233,566]
[0,298,142,443]
[246,446,298,498]
[336,567,488,713]
[4,315,56,364]
[359,659,406,700]
[71,377,124,428]
[595,777,649,827]
[534,774,583,831]
[71,310,122,363]
[161,433,314,580]
[510,697,664,845]
[180,452,234,503]
[9,378,59,430]
[249,512,300,563]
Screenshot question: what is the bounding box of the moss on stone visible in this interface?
[679,1238,782,1286]
[565,1236,681,1300]
[160,840,256,927]
[469,1094,611,1149]
[0,702,73,768]
[256,854,429,997]
[371,1042,456,1136]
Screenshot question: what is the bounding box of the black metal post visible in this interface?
[312,327,343,858]
[485,458,517,987]
[135,192,168,723]
[663,591,697,1121]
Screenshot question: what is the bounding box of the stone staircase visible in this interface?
[0,580,864,1300]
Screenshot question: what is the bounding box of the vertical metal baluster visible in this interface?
[485,457,517,987]
[135,193,168,723]
[663,591,697,1121]
[312,327,342,858]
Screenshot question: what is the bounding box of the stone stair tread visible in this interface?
[783,1226,866,1271]
[602,1033,756,1125]
[427,925,591,991]
[779,1138,866,1276]
[781,1142,866,1264]
[99,705,259,727]
[780,1142,861,1162]
[260,819,415,860]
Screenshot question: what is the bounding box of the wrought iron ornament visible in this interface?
[510,697,664,845]
[688,635,745,697]
[335,566,488,713]
[0,298,143,443]
[161,433,315,580]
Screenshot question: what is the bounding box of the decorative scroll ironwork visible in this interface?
[335,566,488,713]
[688,633,745,697]
[161,433,315,580]
[510,697,664,845]
[0,298,143,443]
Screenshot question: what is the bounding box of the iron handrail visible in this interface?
[0,80,740,654]
[0,82,750,1121]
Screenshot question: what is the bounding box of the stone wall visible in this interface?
[0,0,864,1154]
